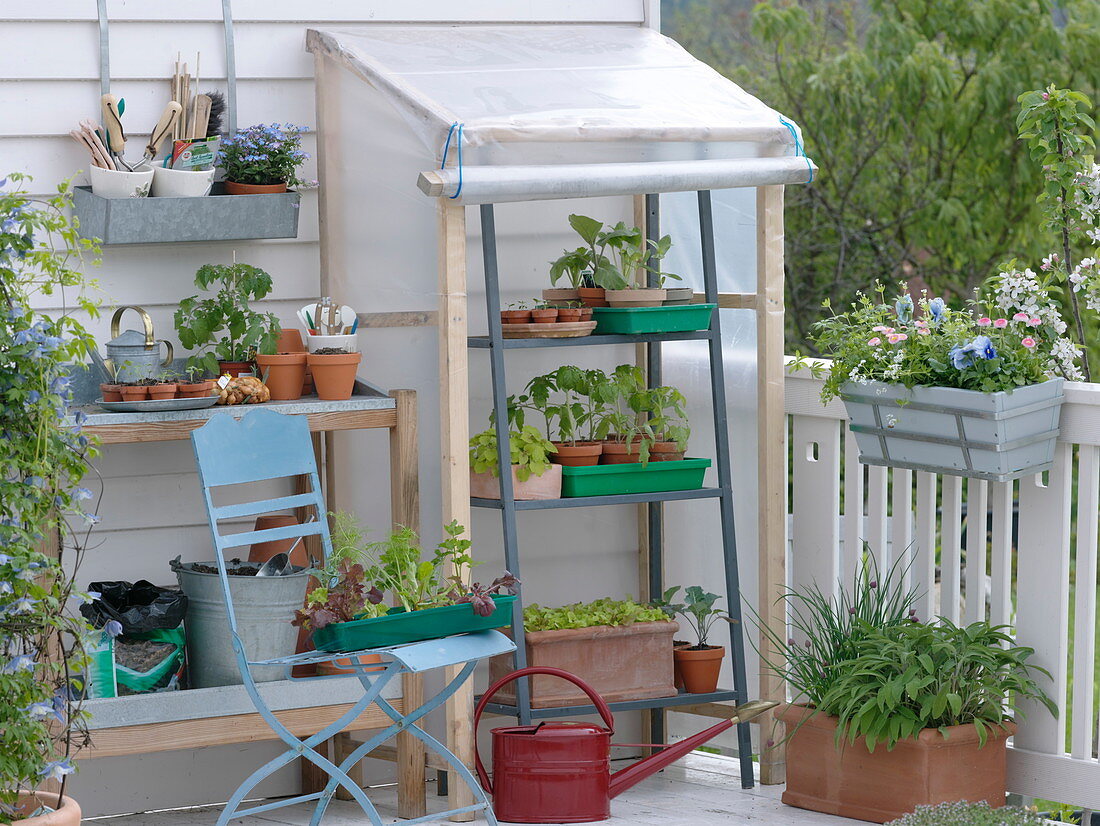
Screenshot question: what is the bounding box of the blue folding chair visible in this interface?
[190,408,514,826]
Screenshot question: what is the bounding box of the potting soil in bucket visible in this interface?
[173,559,309,688]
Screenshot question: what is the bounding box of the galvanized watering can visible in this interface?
[474,666,776,823]
[95,305,173,382]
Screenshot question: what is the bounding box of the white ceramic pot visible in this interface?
[151,165,215,197]
[305,333,359,353]
[89,164,154,199]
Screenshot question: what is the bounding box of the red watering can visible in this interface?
[475,666,776,824]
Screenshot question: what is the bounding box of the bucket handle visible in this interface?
[473,666,615,794]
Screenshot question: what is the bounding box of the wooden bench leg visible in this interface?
[333,732,363,801]
[397,672,428,818]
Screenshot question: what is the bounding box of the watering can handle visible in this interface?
[111,305,156,348]
[157,339,174,367]
[473,666,615,794]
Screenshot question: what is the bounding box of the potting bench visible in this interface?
[70,383,433,818]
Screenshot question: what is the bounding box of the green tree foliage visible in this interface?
[669,0,1100,350]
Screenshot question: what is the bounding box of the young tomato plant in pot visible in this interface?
[501,300,533,325]
[520,366,608,467]
[644,385,691,462]
[469,424,561,500]
[530,300,559,324]
[657,586,729,694]
[597,364,656,465]
[218,123,310,195]
[176,364,216,399]
[174,262,281,378]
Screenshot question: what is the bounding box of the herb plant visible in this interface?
[548,247,590,290]
[469,425,556,481]
[293,561,385,632]
[885,802,1046,826]
[0,174,103,816]
[218,123,310,188]
[561,214,680,290]
[524,598,670,631]
[655,586,727,648]
[174,262,281,375]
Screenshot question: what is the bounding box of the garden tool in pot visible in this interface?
[474,666,776,823]
[97,306,173,383]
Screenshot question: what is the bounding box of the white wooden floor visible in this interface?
[89,753,859,826]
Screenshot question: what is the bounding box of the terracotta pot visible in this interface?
[674,644,724,693]
[307,352,361,401]
[531,308,559,323]
[10,792,81,826]
[778,704,1016,823]
[148,383,177,400]
[550,441,603,467]
[120,385,149,401]
[317,653,385,676]
[557,308,583,323]
[247,514,306,567]
[600,439,645,465]
[673,640,692,690]
[501,309,532,324]
[542,287,580,305]
[470,463,562,500]
[579,307,594,321]
[664,287,695,305]
[100,382,123,402]
[275,329,313,395]
[649,441,686,462]
[224,180,288,195]
[489,621,678,708]
[256,353,307,401]
[578,287,608,308]
[218,360,253,378]
[605,288,667,308]
[177,379,216,399]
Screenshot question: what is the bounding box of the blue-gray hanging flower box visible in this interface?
[72,184,300,245]
[841,378,1064,482]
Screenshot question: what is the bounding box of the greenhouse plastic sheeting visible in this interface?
[307,25,802,160]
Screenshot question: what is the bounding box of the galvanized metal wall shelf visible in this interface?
[72,185,301,245]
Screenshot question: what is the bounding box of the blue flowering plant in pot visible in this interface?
[0,174,105,826]
[218,123,310,195]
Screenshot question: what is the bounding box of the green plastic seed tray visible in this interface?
[561,458,712,497]
[592,304,716,335]
[311,595,517,653]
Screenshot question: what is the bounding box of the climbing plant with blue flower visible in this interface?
[0,173,101,816]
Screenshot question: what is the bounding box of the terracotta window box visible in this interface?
[777,704,1016,824]
[489,621,678,708]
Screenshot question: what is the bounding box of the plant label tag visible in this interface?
[217,375,231,389]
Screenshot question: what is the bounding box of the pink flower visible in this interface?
[872,325,894,333]
[1028,316,1042,326]
[914,319,928,328]
[918,328,931,335]
[867,337,881,346]
[977,317,992,327]
[1012,312,1030,322]
[887,333,908,343]
[993,318,1008,328]
[1021,337,1037,348]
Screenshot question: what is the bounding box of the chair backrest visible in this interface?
[190,409,333,635]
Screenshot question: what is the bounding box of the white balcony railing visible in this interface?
[784,362,1100,808]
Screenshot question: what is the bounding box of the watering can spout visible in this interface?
[608,699,778,799]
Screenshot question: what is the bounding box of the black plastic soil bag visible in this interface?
[81,580,188,633]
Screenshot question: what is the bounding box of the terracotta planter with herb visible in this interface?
[778,704,1016,823]
[674,644,724,693]
[218,360,253,378]
[10,792,81,826]
[488,621,678,708]
[531,308,559,323]
[649,441,686,462]
[307,351,360,400]
[177,379,216,399]
[224,181,288,195]
[550,441,603,467]
[578,287,608,308]
[470,463,562,500]
[120,384,149,401]
[605,288,667,308]
[100,382,123,401]
[256,352,307,401]
[501,309,532,324]
[600,439,644,465]
[542,287,580,304]
[149,382,177,400]
[557,308,584,323]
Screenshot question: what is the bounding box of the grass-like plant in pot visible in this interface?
[655,586,730,694]
[469,423,561,500]
[755,552,1056,823]
[218,123,310,195]
[174,262,281,378]
[1,174,104,826]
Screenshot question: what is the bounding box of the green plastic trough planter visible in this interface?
[592,303,716,335]
[561,458,711,497]
[312,595,517,653]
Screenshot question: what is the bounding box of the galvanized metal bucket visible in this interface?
[841,378,1064,482]
[174,561,309,688]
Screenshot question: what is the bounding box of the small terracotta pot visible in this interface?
[550,441,603,467]
[148,383,177,400]
[224,180,288,195]
[542,287,580,305]
[649,441,686,462]
[470,463,563,500]
[317,653,385,676]
[100,382,123,402]
[600,439,644,465]
[578,307,594,321]
[218,360,253,378]
[578,287,608,308]
[531,308,559,323]
[674,644,725,694]
[177,379,216,399]
[664,287,695,305]
[120,385,149,401]
[501,310,532,324]
[605,288,667,308]
[673,640,692,690]
[256,352,308,401]
[276,329,305,352]
[248,514,307,567]
[307,352,361,400]
[11,792,81,826]
[557,308,583,323]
